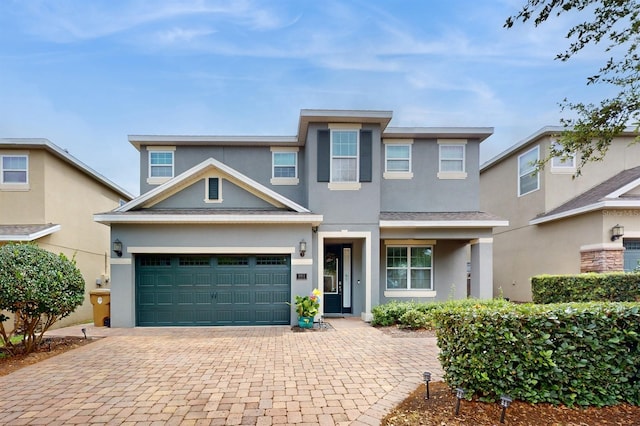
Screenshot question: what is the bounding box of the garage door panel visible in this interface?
[136,254,290,326]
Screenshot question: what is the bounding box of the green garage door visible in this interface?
[136,254,290,326]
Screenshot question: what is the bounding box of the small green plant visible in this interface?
[398,309,431,329]
[290,288,321,317]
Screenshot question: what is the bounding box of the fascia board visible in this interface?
[379,220,509,228]
[0,224,61,241]
[529,200,640,225]
[94,213,324,225]
[606,177,640,198]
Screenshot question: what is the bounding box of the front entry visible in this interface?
[323,244,352,315]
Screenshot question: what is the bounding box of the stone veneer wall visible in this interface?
[580,247,624,273]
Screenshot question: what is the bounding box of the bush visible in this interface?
[0,243,85,354]
[532,273,640,304]
[434,302,640,407]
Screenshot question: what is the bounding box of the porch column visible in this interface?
[469,238,493,299]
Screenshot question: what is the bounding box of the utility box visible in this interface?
[89,288,111,327]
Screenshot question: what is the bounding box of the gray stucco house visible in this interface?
[95,109,506,327]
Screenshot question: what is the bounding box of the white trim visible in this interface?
[385,143,412,175]
[116,157,311,213]
[146,177,171,185]
[328,182,362,191]
[95,213,324,224]
[385,243,434,291]
[385,239,436,245]
[384,138,413,145]
[204,176,222,204]
[271,177,299,185]
[437,171,468,180]
[383,171,413,180]
[607,177,640,199]
[518,145,540,197]
[147,147,175,184]
[437,139,467,145]
[271,150,298,183]
[530,201,640,225]
[328,123,362,130]
[317,231,372,316]
[470,238,494,244]
[380,220,509,228]
[0,224,61,241]
[330,128,360,184]
[579,242,623,251]
[127,246,296,254]
[110,258,132,265]
[291,258,313,266]
[384,290,437,298]
[0,153,29,185]
[0,183,30,191]
[270,146,299,153]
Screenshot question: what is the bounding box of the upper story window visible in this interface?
[518,146,540,196]
[386,245,433,291]
[550,141,576,173]
[383,140,414,180]
[147,147,175,185]
[1,155,28,184]
[271,148,299,185]
[331,130,359,183]
[437,140,467,179]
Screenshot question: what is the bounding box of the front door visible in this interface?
[323,244,352,315]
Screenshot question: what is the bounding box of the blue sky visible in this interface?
[0,0,614,195]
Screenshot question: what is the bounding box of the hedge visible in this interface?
[434,302,640,407]
[532,273,640,304]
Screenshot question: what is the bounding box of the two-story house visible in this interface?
[95,109,507,327]
[480,127,640,302]
[0,138,132,329]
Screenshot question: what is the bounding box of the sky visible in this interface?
[0,0,617,196]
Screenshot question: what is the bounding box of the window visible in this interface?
[147,147,175,184]
[331,130,359,183]
[273,152,296,178]
[1,155,28,184]
[518,146,540,196]
[205,177,221,203]
[386,246,433,290]
[440,144,466,171]
[386,144,411,172]
[550,142,576,172]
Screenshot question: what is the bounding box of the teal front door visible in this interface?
[135,254,290,326]
[323,244,352,315]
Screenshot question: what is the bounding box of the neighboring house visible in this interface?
[480,127,640,302]
[0,139,133,329]
[94,109,507,327]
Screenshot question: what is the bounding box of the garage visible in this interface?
[135,254,291,326]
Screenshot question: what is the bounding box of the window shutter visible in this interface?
[359,130,372,182]
[208,177,219,200]
[317,129,330,182]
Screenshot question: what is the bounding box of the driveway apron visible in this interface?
[0,319,443,425]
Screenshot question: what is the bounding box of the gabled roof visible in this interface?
[0,224,61,241]
[0,138,133,200]
[380,211,508,228]
[95,157,324,225]
[530,166,640,225]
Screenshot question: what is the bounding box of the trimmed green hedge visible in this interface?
[532,273,640,304]
[371,299,511,329]
[434,302,640,407]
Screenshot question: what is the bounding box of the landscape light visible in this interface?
[454,387,465,415]
[499,395,512,423]
[423,371,431,399]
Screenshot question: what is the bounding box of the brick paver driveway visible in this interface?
[0,319,442,425]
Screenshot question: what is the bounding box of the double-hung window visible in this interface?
[331,130,359,183]
[271,148,299,185]
[1,155,28,184]
[147,147,175,184]
[518,146,540,196]
[386,246,433,291]
[438,141,467,179]
[550,141,576,173]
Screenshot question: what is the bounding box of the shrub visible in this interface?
[0,243,85,354]
[434,302,640,407]
[532,273,640,304]
[398,309,432,329]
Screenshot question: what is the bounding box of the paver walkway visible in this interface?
[0,319,442,425]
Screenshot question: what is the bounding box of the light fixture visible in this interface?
[454,387,465,415]
[112,239,123,257]
[611,224,624,241]
[423,372,431,399]
[299,240,307,257]
[81,328,87,339]
[499,395,512,423]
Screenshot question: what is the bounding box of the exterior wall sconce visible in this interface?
[499,395,512,423]
[299,240,306,257]
[423,371,431,399]
[611,224,624,241]
[112,239,123,257]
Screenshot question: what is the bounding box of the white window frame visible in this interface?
[550,141,576,173]
[329,126,360,186]
[437,140,467,179]
[204,176,222,204]
[0,154,29,189]
[384,139,413,179]
[518,145,540,196]
[147,146,175,185]
[385,244,434,292]
[270,147,299,185]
